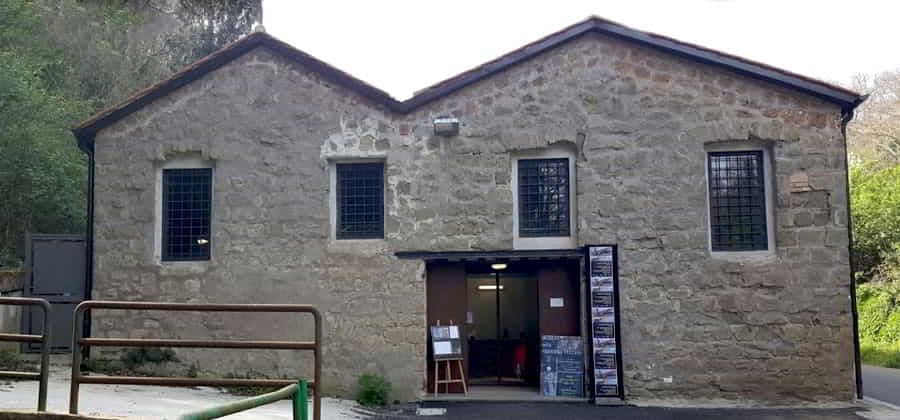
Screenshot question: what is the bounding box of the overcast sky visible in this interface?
[263,0,897,100]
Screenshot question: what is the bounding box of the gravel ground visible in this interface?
[0,365,370,419]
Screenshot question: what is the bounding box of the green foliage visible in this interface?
[356,373,391,407]
[850,162,900,280]
[0,0,259,268]
[857,283,900,368]
[121,347,179,369]
[860,339,900,369]
[82,347,180,377]
[858,283,900,344]
[0,349,26,371]
[0,0,89,267]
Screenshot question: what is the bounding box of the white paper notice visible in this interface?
[448,326,459,339]
[434,341,452,355]
[550,298,564,308]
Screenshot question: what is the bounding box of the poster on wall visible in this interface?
[586,245,624,400]
[430,325,463,360]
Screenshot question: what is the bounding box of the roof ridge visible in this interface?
[73,15,865,150]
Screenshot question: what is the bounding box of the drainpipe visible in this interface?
[76,132,95,355]
[840,96,867,400]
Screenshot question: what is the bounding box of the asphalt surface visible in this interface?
[864,364,900,407]
[371,402,872,419]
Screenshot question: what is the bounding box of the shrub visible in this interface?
[860,339,900,369]
[356,373,391,407]
[858,283,900,344]
[0,349,24,370]
[121,347,178,369]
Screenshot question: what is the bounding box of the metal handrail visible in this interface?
[178,379,309,420]
[69,301,321,420]
[0,297,51,411]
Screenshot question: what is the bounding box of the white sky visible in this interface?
[264,0,898,100]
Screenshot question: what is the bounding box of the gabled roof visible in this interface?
[73,16,865,152]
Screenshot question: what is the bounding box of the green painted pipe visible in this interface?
[178,380,308,420]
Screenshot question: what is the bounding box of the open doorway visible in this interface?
[466,272,539,386]
[425,257,582,397]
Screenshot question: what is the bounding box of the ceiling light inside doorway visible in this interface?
[478,285,504,291]
[491,263,507,270]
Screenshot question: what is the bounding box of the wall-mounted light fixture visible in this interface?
[433,117,460,137]
[478,284,504,291]
[196,238,209,245]
[491,263,507,271]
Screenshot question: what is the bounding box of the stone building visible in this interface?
[72,17,865,403]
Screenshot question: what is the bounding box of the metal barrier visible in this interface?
[0,297,51,411]
[69,301,321,420]
[179,379,309,420]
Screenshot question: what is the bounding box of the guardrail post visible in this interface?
[0,297,52,412]
[294,379,308,420]
[36,298,51,412]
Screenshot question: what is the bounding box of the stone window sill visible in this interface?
[327,238,388,256]
[709,250,776,263]
[155,260,212,275]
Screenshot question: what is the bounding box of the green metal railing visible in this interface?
[179,379,309,420]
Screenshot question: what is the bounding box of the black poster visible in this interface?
[540,335,584,398]
[586,245,623,401]
[592,290,613,307]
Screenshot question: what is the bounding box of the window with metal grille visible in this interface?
[518,158,570,237]
[708,151,768,251]
[162,168,212,261]
[336,162,384,239]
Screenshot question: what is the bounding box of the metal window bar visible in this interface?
[708,151,768,251]
[162,168,212,261]
[0,297,51,411]
[336,163,384,239]
[518,158,570,237]
[69,301,321,420]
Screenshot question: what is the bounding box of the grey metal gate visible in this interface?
[23,234,86,352]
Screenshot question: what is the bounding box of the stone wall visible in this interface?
[91,31,854,403]
[0,271,24,352]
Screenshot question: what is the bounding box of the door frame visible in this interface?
[22,233,87,352]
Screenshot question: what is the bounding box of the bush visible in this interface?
[858,282,900,368]
[121,347,178,369]
[861,339,900,369]
[356,373,391,407]
[858,283,900,344]
[0,349,24,370]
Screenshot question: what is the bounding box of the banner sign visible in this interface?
[586,245,624,400]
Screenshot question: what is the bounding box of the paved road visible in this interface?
[372,402,872,419]
[864,364,900,407]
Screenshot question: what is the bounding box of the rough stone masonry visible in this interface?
[84,25,856,403]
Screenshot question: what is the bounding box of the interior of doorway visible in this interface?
[465,268,539,387]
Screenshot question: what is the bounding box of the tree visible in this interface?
[850,163,900,281]
[0,0,261,268]
[847,71,900,166]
